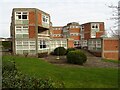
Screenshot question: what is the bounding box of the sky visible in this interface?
[0,0,119,38]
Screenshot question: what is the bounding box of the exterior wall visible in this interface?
[49,38,67,52]
[81,22,104,48]
[88,38,102,51]
[29,26,36,38]
[102,38,119,60]
[67,38,74,48]
[11,8,51,55]
[52,27,63,38]
[29,11,36,24]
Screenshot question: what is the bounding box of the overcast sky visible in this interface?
[0,0,119,38]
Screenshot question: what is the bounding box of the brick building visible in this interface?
[11,8,51,55]
[51,26,63,38]
[10,8,119,60]
[10,8,68,55]
[80,22,104,48]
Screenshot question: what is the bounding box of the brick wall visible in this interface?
[102,38,119,60]
[29,11,35,24]
[29,26,36,38]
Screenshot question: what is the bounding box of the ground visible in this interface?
[43,50,118,68]
[2,50,119,88]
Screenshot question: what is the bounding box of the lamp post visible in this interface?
[56,47,60,60]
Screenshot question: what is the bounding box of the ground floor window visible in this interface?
[40,40,46,49]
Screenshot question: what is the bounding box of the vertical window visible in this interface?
[40,40,46,49]
[42,15,49,23]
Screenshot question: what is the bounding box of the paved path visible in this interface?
[81,50,118,68]
[43,50,119,68]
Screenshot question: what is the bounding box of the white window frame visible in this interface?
[15,11,28,20]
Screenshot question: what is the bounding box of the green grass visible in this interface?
[2,55,118,88]
[102,59,120,64]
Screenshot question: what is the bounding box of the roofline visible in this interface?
[81,22,104,25]
[12,8,50,16]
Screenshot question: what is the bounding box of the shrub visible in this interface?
[2,60,64,88]
[54,47,66,56]
[38,52,48,58]
[67,50,87,65]
[66,48,76,54]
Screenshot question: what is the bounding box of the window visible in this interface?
[22,15,27,19]
[91,24,99,29]
[16,41,22,45]
[92,26,95,28]
[42,14,49,23]
[15,11,28,20]
[40,40,46,49]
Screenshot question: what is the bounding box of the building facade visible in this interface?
[11,8,51,55]
[10,8,105,55]
[80,22,104,48]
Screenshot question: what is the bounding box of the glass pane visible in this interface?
[16,34,22,38]
[23,34,28,38]
[22,15,27,19]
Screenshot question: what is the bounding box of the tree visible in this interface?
[107,1,120,38]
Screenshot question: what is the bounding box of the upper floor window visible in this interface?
[91,24,99,29]
[42,14,49,23]
[15,11,28,20]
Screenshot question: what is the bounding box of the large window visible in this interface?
[15,11,28,20]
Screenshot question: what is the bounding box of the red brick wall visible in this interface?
[104,40,119,51]
[29,26,36,38]
[102,38,119,60]
[83,23,91,40]
[29,11,35,24]
[70,36,80,40]
[104,52,119,60]
[96,32,104,38]
[99,23,104,31]
[38,11,42,26]
[53,30,62,34]
[67,39,74,48]
[70,28,80,33]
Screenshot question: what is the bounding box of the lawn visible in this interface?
[2,55,118,88]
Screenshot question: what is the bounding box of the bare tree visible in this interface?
[107,1,120,38]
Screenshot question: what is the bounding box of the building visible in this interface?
[10,8,51,55]
[10,8,105,55]
[80,22,104,48]
[88,38,102,57]
[51,26,63,38]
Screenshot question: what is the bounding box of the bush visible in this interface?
[54,47,66,56]
[2,60,64,88]
[38,52,48,58]
[66,48,76,54]
[67,50,87,65]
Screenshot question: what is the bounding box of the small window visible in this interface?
[16,12,21,14]
[22,15,27,19]
[92,26,95,28]
[16,15,21,20]
[23,12,27,14]
[16,26,21,28]
[96,25,98,28]
[23,26,28,28]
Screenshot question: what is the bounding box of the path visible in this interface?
[43,50,119,68]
